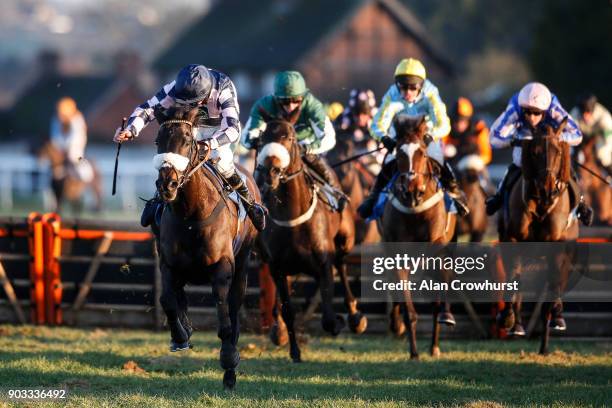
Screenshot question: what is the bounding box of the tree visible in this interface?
[530,0,612,107]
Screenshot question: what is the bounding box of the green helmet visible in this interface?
[273,71,308,98]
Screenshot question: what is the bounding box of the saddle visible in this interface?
[303,165,345,212]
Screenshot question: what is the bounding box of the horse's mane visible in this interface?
[154,105,199,124]
[522,124,571,183]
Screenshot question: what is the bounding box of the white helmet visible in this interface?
[518,82,552,111]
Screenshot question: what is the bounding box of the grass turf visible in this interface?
[0,325,610,407]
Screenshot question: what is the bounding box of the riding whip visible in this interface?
[573,159,612,186]
[112,117,127,196]
[331,146,385,168]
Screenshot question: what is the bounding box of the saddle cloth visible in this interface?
[369,174,456,222]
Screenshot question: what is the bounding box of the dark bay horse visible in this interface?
[497,119,578,354]
[380,114,457,358]
[255,110,366,363]
[327,132,381,245]
[454,154,488,242]
[154,107,259,388]
[37,141,103,214]
[575,134,611,225]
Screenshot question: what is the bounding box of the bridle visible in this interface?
[158,119,211,191]
[523,134,567,218]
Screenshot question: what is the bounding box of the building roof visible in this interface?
[153,0,451,76]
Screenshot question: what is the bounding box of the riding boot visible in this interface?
[436,161,470,217]
[141,192,162,228]
[568,171,594,226]
[302,153,348,212]
[357,158,397,219]
[486,163,522,216]
[227,172,267,232]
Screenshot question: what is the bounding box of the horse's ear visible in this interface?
[417,115,428,136]
[154,106,167,123]
[555,117,568,138]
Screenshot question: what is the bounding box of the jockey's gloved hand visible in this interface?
[113,127,134,143]
[381,135,396,151]
[423,133,434,146]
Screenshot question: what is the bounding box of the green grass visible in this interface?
[0,325,610,407]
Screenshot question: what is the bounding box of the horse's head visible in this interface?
[328,131,355,181]
[153,106,200,202]
[522,118,571,206]
[393,114,433,206]
[255,107,302,190]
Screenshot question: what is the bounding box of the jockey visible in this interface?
[241,70,347,210]
[50,97,94,183]
[443,97,492,165]
[113,64,267,232]
[326,101,344,122]
[487,82,593,225]
[570,93,612,175]
[334,88,382,173]
[357,58,469,219]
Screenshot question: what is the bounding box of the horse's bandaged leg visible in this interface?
[212,145,236,178]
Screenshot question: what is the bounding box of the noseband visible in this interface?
[157,119,210,190]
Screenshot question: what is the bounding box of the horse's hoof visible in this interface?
[431,346,441,358]
[348,312,368,334]
[539,349,549,356]
[549,317,566,331]
[290,348,302,363]
[322,314,345,336]
[508,323,526,337]
[269,322,289,347]
[496,310,515,330]
[220,345,240,370]
[437,312,456,327]
[223,369,236,390]
[169,340,192,352]
[410,353,420,361]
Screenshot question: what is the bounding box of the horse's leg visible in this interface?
[510,291,525,337]
[389,303,406,337]
[319,260,346,336]
[159,265,190,351]
[336,258,367,334]
[210,257,240,381]
[470,230,484,243]
[176,286,192,342]
[269,296,289,347]
[539,301,552,355]
[223,250,249,390]
[430,300,442,357]
[272,269,301,362]
[398,269,418,359]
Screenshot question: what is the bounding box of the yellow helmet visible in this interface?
[57,97,78,120]
[327,102,344,121]
[394,58,426,80]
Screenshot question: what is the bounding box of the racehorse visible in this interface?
[574,133,611,225]
[380,114,457,358]
[496,118,578,354]
[153,106,259,389]
[37,141,103,214]
[255,108,366,363]
[454,154,488,242]
[326,132,381,244]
